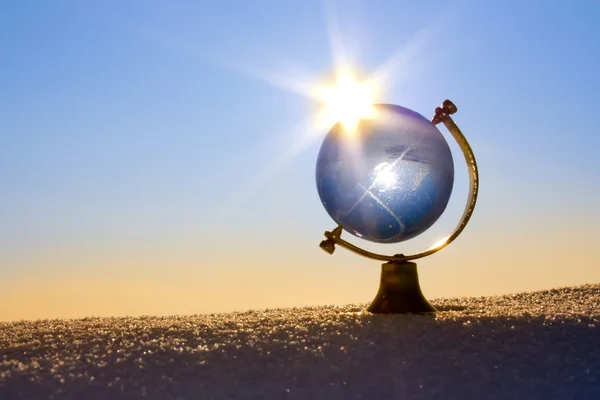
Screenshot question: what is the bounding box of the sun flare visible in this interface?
[316,72,376,133]
[428,235,450,250]
[219,3,440,208]
[374,162,396,188]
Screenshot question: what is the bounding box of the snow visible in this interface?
[1,284,599,399]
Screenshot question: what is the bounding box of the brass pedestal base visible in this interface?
[367,261,437,314]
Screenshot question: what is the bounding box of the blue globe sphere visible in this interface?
[316,104,454,243]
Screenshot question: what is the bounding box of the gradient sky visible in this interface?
[2,0,600,321]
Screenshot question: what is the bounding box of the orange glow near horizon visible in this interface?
[2,222,600,322]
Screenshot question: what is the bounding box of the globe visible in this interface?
[316,104,455,244]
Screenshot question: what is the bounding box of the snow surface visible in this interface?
[1,284,599,399]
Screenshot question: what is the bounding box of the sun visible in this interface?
[218,4,441,210]
[315,71,377,133]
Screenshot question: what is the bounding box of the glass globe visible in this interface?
[316,104,454,243]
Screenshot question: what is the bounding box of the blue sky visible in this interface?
[1,0,599,320]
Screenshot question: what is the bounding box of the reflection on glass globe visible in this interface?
[316,104,454,243]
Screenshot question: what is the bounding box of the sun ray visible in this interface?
[219,116,322,219]
[322,0,350,72]
[367,7,455,101]
[212,3,456,211]
[211,57,317,100]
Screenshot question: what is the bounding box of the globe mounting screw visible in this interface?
[432,99,458,125]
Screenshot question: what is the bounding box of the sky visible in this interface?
[1,0,600,321]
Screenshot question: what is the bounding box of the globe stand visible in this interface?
[318,100,479,314]
[367,261,436,314]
